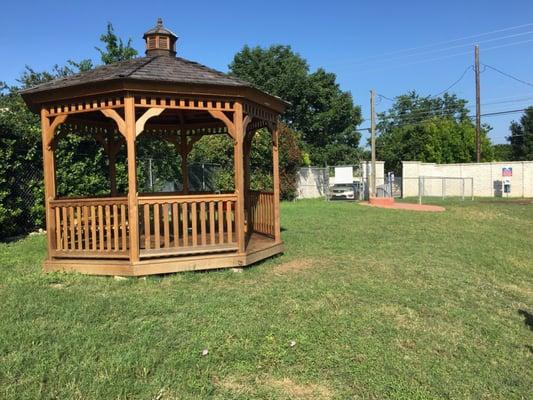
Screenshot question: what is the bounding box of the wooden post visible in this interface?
[124,95,139,262]
[272,125,281,243]
[41,109,56,259]
[243,133,252,236]
[234,102,246,253]
[180,131,189,194]
[475,45,481,163]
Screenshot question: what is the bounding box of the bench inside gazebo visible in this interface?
[21,19,288,276]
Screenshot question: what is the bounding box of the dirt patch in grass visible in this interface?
[266,377,332,399]
[216,375,332,399]
[271,258,315,275]
[49,283,66,289]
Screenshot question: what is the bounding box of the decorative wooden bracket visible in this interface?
[46,114,68,149]
[208,110,235,138]
[136,107,165,136]
[101,109,126,137]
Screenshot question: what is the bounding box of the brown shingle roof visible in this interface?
[20,55,253,95]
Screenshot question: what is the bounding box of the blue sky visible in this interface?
[2,0,533,145]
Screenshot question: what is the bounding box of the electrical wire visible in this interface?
[343,30,533,68]
[481,63,533,88]
[348,38,533,73]
[432,65,473,97]
[343,22,533,65]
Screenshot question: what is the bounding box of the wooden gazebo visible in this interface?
[21,19,288,276]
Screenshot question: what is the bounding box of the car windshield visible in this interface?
[334,185,352,190]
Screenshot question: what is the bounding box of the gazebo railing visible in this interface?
[138,193,237,258]
[248,190,275,237]
[50,197,130,258]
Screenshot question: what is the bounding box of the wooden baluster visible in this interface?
[76,206,82,250]
[163,203,170,248]
[172,203,179,248]
[144,203,151,250]
[191,202,198,247]
[91,206,97,250]
[113,205,119,251]
[98,205,104,251]
[200,202,206,246]
[209,201,215,245]
[217,200,224,244]
[226,201,233,243]
[83,206,90,250]
[121,205,127,251]
[182,202,189,247]
[105,205,112,250]
[62,207,68,250]
[69,207,75,250]
[55,207,61,250]
[154,203,160,250]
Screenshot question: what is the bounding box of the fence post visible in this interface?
[418,177,422,205]
[442,178,445,200]
[461,178,465,201]
[471,178,474,201]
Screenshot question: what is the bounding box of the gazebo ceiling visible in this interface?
[21,19,288,114]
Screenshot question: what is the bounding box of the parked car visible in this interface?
[330,184,356,200]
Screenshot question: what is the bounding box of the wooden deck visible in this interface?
[44,233,282,276]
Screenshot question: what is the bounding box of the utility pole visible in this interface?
[370,89,376,197]
[475,45,481,163]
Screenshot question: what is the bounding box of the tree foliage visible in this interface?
[376,92,494,173]
[229,45,362,165]
[507,107,533,160]
[492,144,512,161]
[96,23,138,65]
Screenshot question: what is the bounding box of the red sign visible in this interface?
[502,167,513,177]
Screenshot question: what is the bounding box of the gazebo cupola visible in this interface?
[143,18,178,56]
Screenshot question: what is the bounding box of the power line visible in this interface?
[481,63,533,88]
[348,38,533,73]
[342,22,533,65]
[377,93,395,102]
[344,30,533,68]
[432,65,473,97]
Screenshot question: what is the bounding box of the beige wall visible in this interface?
[402,161,533,198]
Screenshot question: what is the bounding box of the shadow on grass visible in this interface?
[518,309,533,331]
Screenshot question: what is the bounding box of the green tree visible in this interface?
[508,107,533,160]
[229,45,362,165]
[376,92,494,173]
[96,23,138,64]
[492,144,512,161]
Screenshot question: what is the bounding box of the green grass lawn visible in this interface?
[1,199,532,399]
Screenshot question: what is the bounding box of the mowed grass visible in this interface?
[0,199,532,399]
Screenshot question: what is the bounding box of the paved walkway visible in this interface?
[359,201,445,212]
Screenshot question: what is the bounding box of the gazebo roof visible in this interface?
[21,19,288,113]
[21,55,253,95]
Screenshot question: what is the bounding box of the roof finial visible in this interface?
[157,17,163,26]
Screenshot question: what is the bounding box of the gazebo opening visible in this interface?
[21,19,288,276]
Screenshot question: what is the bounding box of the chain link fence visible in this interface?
[1,162,45,239]
[138,158,224,192]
